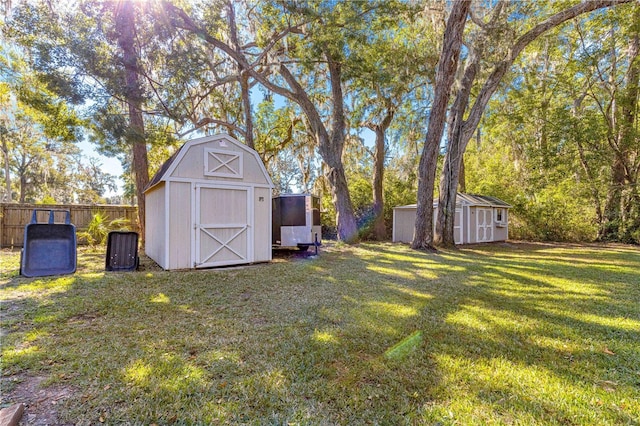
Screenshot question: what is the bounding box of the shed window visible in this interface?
[204,148,243,178]
[495,208,505,223]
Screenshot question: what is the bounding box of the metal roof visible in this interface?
[457,193,512,208]
[394,193,512,209]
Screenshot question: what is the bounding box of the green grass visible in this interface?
[1,242,639,425]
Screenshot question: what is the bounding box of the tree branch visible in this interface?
[177,117,246,139]
[463,0,633,142]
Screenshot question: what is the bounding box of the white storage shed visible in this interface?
[393,193,512,245]
[144,134,274,270]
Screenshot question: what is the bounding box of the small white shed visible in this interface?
[393,193,512,245]
[144,134,274,270]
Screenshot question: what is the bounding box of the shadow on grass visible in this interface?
[1,242,639,424]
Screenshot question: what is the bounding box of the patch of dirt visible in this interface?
[1,375,74,426]
[66,312,100,325]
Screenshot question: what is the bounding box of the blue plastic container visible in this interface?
[20,209,77,277]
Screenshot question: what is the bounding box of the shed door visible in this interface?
[476,208,493,242]
[194,185,251,268]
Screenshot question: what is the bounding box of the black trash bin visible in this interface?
[21,209,77,277]
[105,231,139,272]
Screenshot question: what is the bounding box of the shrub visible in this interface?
[78,211,130,246]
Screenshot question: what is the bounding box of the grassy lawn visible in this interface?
[1,242,639,425]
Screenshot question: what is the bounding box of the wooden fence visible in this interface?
[0,203,139,248]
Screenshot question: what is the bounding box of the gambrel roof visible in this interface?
[145,133,273,193]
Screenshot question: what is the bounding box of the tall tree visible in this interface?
[613,4,640,242]
[74,156,117,203]
[573,3,640,242]
[0,83,13,201]
[0,47,83,203]
[114,0,149,241]
[163,1,400,242]
[433,0,634,248]
[7,0,162,239]
[411,0,471,251]
[364,107,394,239]
[226,0,254,149]
[350,3,438,240]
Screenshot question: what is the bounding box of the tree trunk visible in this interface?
[435,122,468,247]
[240,71,254,149]
[326,163,358,242]
[227,1,254,149]
[601,157,625,240]
[1,139,11,202]
[16,154,29,203]
[325,50,358,242]
[412,0,471,251]
[458,155,466,194]
[617,4,640,242]
[624,188,640,242]
[434,47,479,248]
[312,113,357,242]
[372,125,386,240]
[116,0,149,243]
[19,167,26,203]
[434,134,463,247]
[413,145,441,250]
[279,57,358,242]
[600,3,639,242]
[575,131,604,234]
[367,107,394,240]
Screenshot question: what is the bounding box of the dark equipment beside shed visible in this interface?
[105,231,139,272]
[20,209,76,277]
[272,194,322,252]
